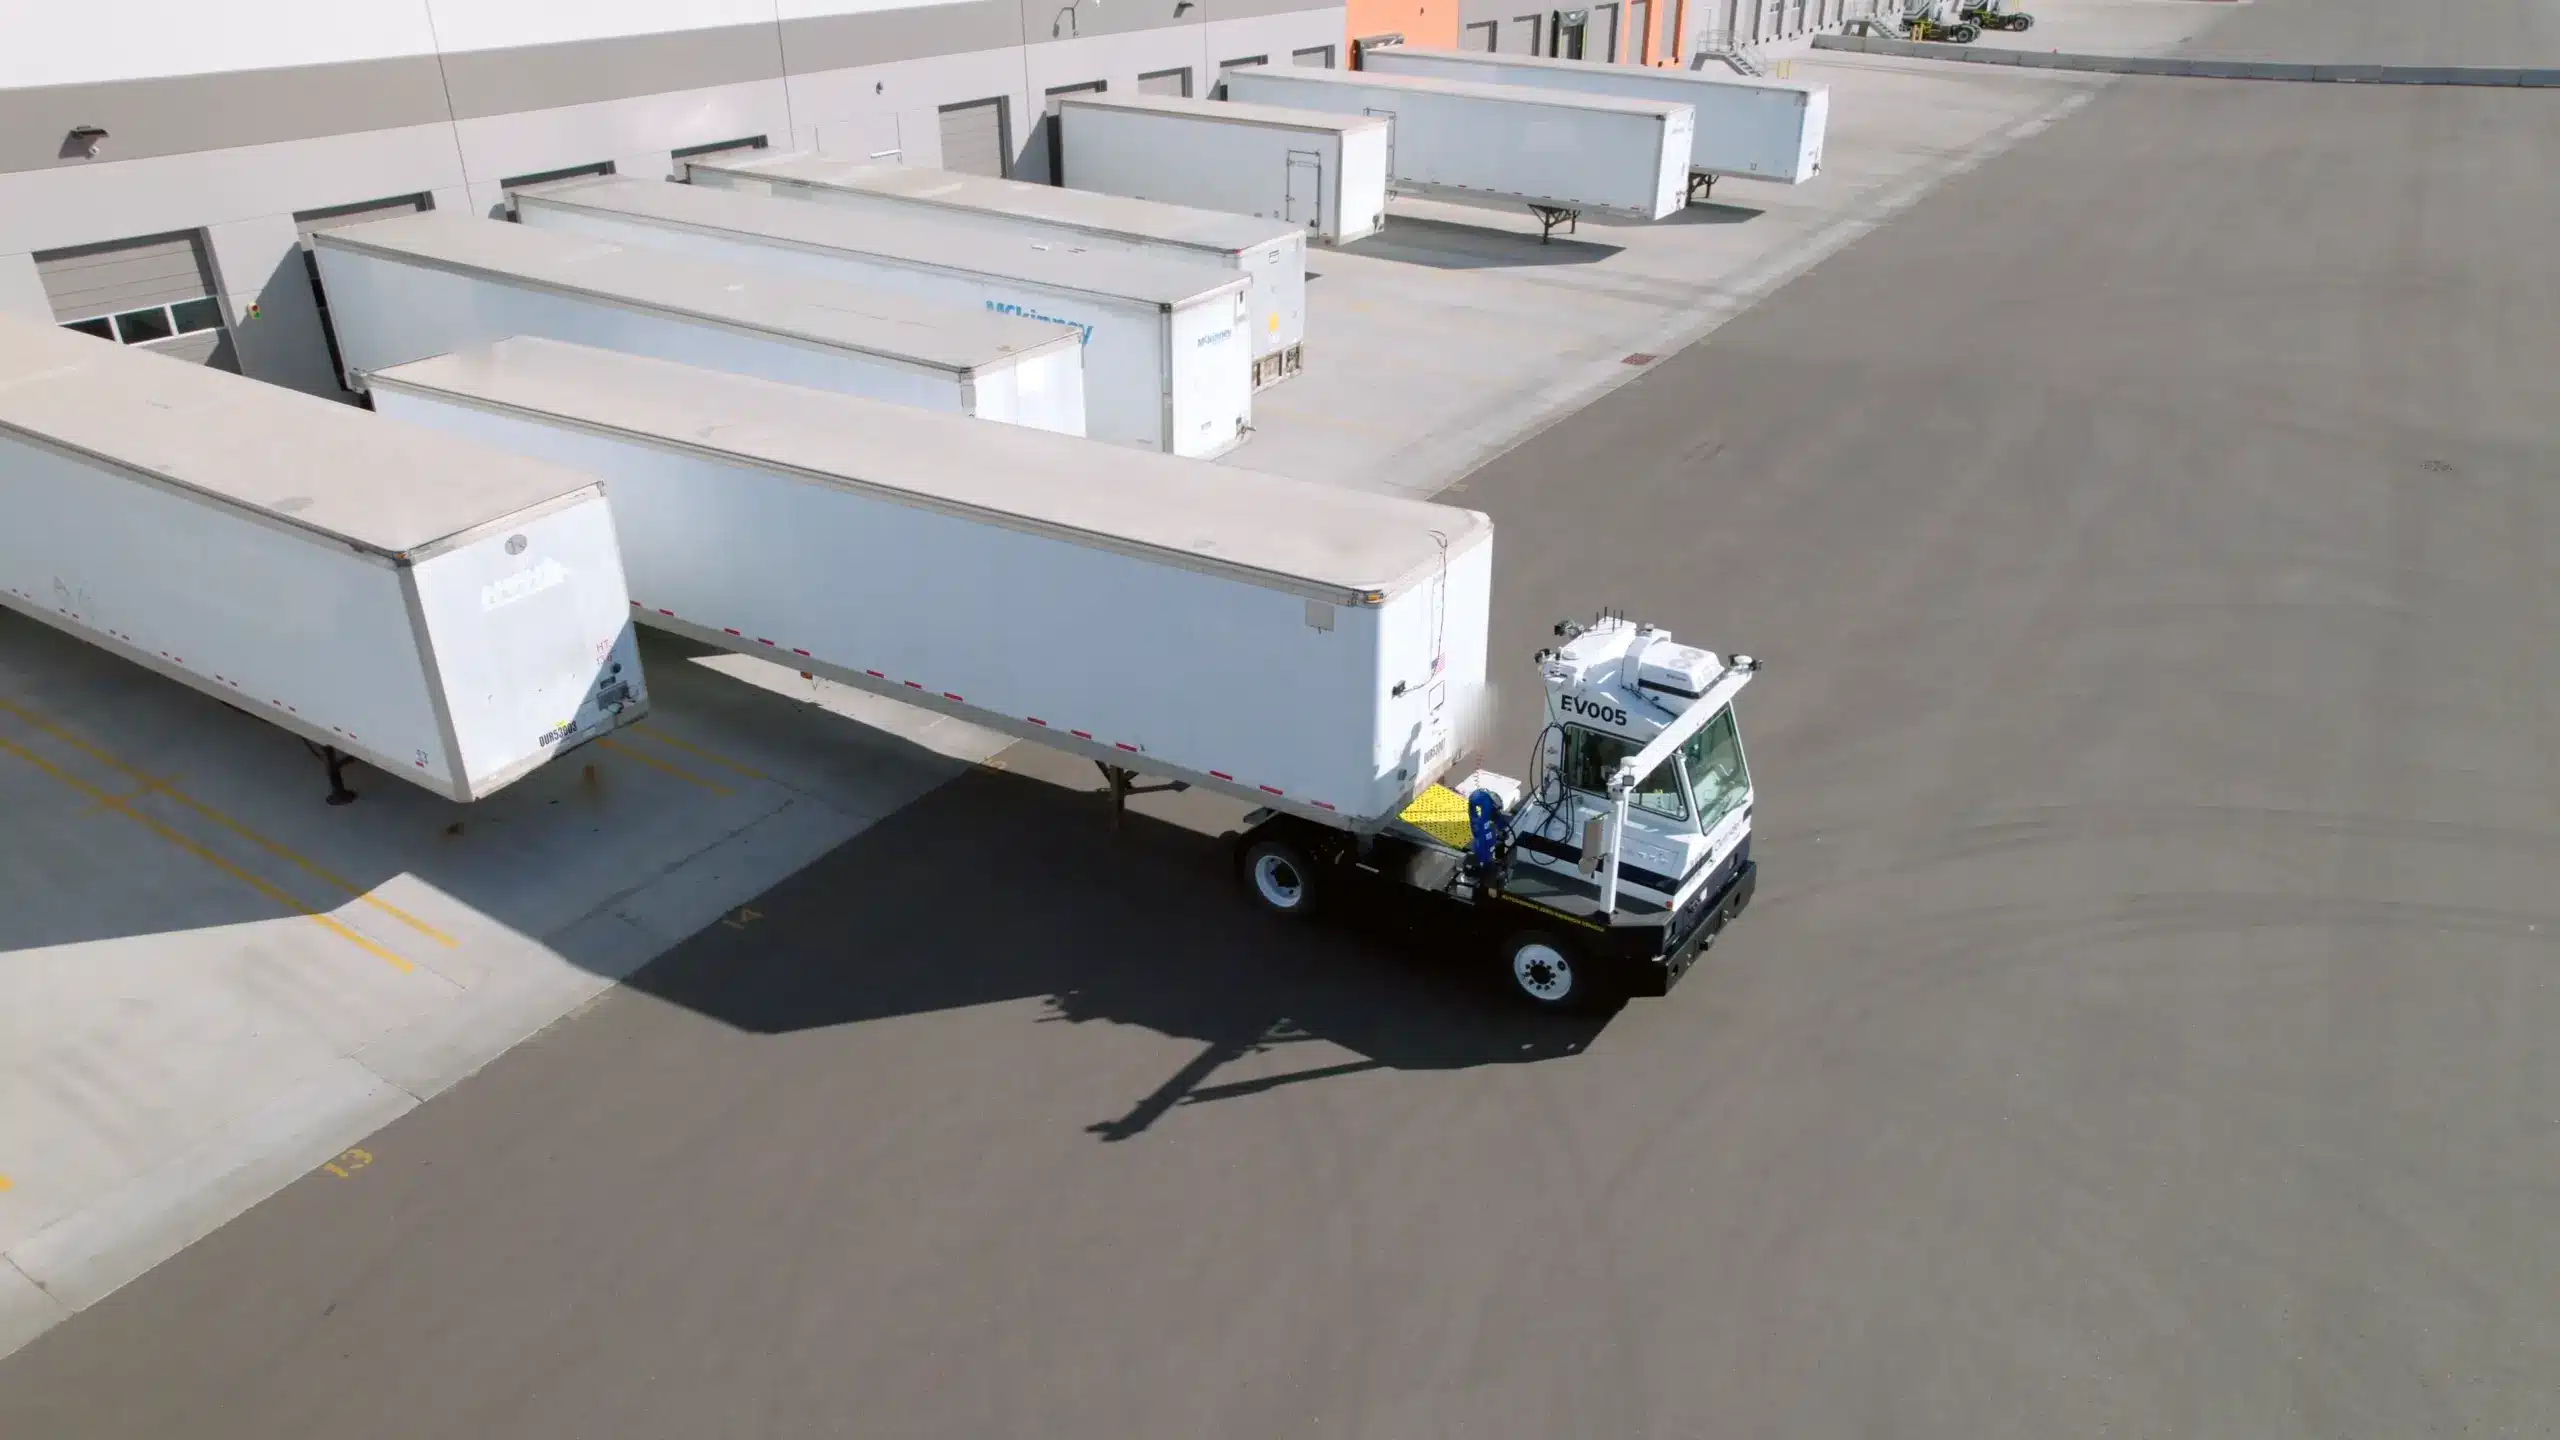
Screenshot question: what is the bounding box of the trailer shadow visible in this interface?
[1348,217,1624,271]
[611,762,1612,1140]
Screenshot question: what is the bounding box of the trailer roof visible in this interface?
[1225,64,1694,119]
[370,338,1490,604]
[687,151,1300,257]
[1378,45,1826,98]
[1057,91,1392,137]
[516,176,1251,310]
[0,318,603,557]
[312,213,1082,374]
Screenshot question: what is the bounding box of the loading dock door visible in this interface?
[1138,67,1192,97]
[938,97,1011,178]
[37,231,233,369]
[296,194,432,391]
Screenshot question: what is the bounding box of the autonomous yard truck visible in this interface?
[371,338,1760,1007]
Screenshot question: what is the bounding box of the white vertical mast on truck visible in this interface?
[684,151,1313,391]
[0,318,647,805]
[510,174,1255,459]
[309,212,1087,434]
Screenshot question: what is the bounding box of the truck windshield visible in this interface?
[1561,726,1689,821]
[1675,705,1751,834]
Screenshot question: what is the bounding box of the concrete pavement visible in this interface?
[5,19,2559,1440]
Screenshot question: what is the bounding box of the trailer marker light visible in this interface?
[1210,770,1233,781]
[944,692,964,702]
[904,680,923,690]
[792,648,810,657]
[723,627,741,636]
[1071,729,1093,740]
[866,670,885,678]
[1028,717,1048,727]
[758,638,775,646]
[1115,742,1138,753]
[659,609,674,616]
[1260,785,1285,796]
[1314,801,1336,810]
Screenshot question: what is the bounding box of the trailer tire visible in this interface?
[1499,932,1591,1011]
[1241,836,1322,920]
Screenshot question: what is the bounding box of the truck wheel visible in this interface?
[1500,932,1588,1010]
[1242,837,1321,920]
[1949,21,1981,41]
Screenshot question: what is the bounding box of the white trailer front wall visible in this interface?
[1367,531,1495,795]
[514,200,1243,458]
[372,385,1427,817]
[409,498,647,797]
[1221,68,1692,222]
[309,239,1087,435]
[688,159,1309,378]
[1057,98,1390,246]
[0,433,458,793]
[1361,48,1827,184]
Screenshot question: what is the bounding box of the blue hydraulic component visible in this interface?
[1466,789,1510,870]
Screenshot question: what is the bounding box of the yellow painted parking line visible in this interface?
[0,697,459,950]
[0,732,416,973]
[0,1174,13,1192]
[627,725,768,782]
[594,735,733,795]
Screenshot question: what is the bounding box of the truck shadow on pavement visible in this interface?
[616,762,1612,1141]
[1348,216,1624,270]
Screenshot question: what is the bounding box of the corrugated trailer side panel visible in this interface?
[1362,47,1827,184]
[1222,67,1693,222]
[1057,96,1390,246]
[370,338,1493,826]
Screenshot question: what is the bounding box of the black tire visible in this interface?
[1949,22,1981,42]
[2008,13,2034,29]
[1241,836,1322,921]
[1498,931,1593,1011]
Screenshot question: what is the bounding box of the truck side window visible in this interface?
[1560,726,1687,821]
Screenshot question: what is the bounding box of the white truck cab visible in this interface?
[1237,613,1760,1009]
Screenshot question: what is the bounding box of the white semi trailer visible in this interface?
[369,337,1762,1006]
[511,174,1253,459]
[685,151,1312,391]
[1361,46,1828,200]
[0,318,647,805]
[309,213,1085,433]
[1053,93,1392,247]
[1221,64,1694,240]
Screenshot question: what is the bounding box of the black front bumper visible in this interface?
[1604,859,1757,998]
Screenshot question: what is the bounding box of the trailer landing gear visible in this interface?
[1527,204,1582,243]
[1098,762,1187,832]
[305,740,359,805]
[1685,172,1717,205]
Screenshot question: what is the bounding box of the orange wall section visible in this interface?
[1344,0,1459,50]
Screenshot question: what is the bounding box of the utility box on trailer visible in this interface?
[1361,46,1826,193]
[1221,65,1693,234]
[686,151,1312,391]
[512,175,1253,459]
[309,213,1086,434]
[369,337,1490,828]
[0,318,646,804]
[1054,93,1391,247]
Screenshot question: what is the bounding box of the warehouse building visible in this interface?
[0,0,1349,401]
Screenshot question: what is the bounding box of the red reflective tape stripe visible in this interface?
[866,670,885,678]
[659,608,675,616]
[757,638,775,646]
[1314,801,1336,810]
[1070,730,1093,740]
[904,681,923,690]
[792,648,810,656]
[1260,785,1285,796]
[1210,770,1233,781]
[1027,717,1048,726]
[943,692,964,702]
[723,627,741,636]
[1115,742,1138,753]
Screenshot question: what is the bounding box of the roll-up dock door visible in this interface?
[295,194,433,392]
[37,231,233,369]
[938,97,1012,178]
